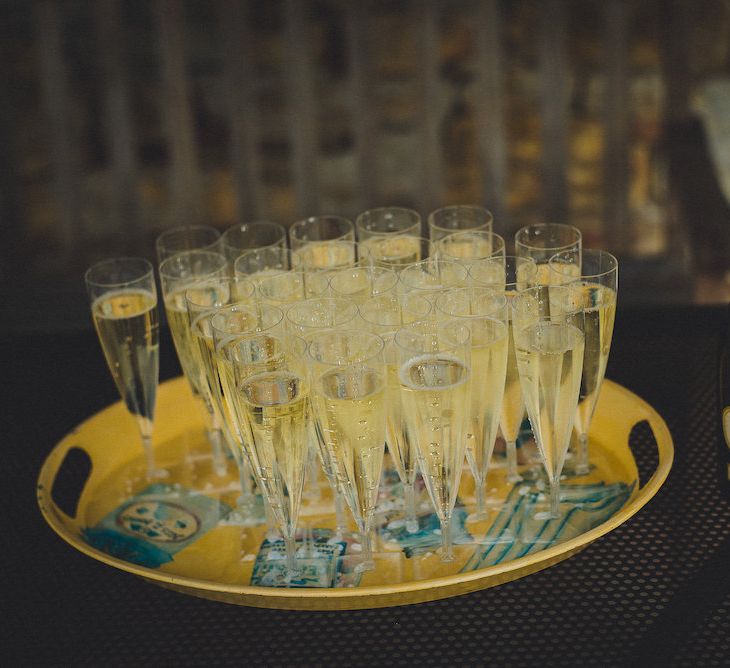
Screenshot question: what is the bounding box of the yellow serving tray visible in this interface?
[38,377,672,610]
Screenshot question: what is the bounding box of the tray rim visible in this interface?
[37,377,673,610]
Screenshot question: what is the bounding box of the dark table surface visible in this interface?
[5,305,730,666]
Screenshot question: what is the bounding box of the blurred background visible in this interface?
[3,0,730,331]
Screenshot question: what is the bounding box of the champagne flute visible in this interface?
[514,222,582,285]
[469,255,538,482]
[230,331,310,578]
[549,249,618,476]
[427,205,493,243]
[289,215,356,273]
[308,330,387,572]
[185,277,258,504]
[233,246,292,286]
[155,224,221,263]
[358,293,432,533]
[85,258,164,480]
[211,302,286,536]
[358,235,434,271]
[356,207,423,270]
[435,288,509,520]
[394,320,472,562]
[328,266,398,304]
[435,230,505,269]
[286,296,360,528]
[221,221,288,266]
[158,250,229,474]
[512,285,585,519]
[257,269,329,308]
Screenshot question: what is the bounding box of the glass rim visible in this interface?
[511,285,584,317]
[209,302,284,341]
[306,329,385,366]
[285,296,358,329]
[427,205,493,232]
[468,255,538,289]
[289,215,355,242]
[84,256,154,288]
[549,248,618,280]
[328,265,398,295]
[184,276,256,310]
[155,224,221,257]
[221,220,287,248]
[435,287,508,319]
[399,257,469,288]
[436,230,506,257]
[514,223,582,252]
[233,247,292,276]
[357,292,432,327]
[157,249,228,279]
[355,206,422,231]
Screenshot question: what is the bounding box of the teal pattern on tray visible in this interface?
[82,483,232,568]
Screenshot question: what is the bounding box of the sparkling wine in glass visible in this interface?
[512,285,585,519]
[435,288,509,520]
[308,330,387,572]
[394,320,472,561]
[358,293,432,533]
[85,257,165,480]
[469,255,538,482]
[514,222,582,285]
[549,249,618,476]
[435,230,505,269]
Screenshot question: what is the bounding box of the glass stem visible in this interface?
[264,497,278,540]
[576,432,590,475]
[475,477,486,517]
[141,434,157,480]
[440,517,454,562]
[208,427,227,477]
[404,481,419,534]
[549,477,561,518]
[357,525,375,572]
[237,457,255,507]
[333,483,347,537]
[284,535,298,577]
[506,439,522,483]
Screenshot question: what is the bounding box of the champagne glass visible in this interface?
[394,320,472,562]
[221,221,288,266]
[289,215,356,273]
[85,258,164,480]
[211,302,286,536]
[355,206,422,241]
[233,246,292,285]
[356,207,423,270]
[155,224,221,263]
[158,250,229,474]
[398,257,469,302]
[286,296,360,522]
[358,293,432,533]
[185,277,258,504]
[358,235,434,271]
[514,223,582,285]
[229,330,310,578]
[308,330,387,572]
[469,255,538,482]
[436,230,505,269]
[328,266,398,304]
[428,205,493,243]
[435,288,509,520]
[512,285,585,519]
[549,249,618,476]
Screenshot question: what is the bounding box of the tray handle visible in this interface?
[630,411,673,498]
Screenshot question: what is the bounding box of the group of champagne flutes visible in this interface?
[85,206,618,578]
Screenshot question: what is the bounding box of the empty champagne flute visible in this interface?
[512,285,585,519]
[514,223,582,285]
[308,330,387,571]
[185,277,258,502]
[155,224,221,263]
[435,288,509,521]
[85,258,164,480]
[158,250,229,474]
[394,320,472,562]
[427,205,493,243]
[549,249,618,476]
[358,293,432,533]
[469,255,538,482]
